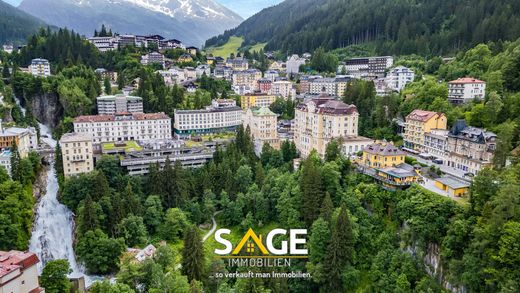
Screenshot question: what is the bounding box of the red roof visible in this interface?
[0,250,39,278]
[406,109,443,122]
[449,77,485,84]
[74,112,170,123]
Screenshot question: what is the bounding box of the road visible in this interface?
[405,153,472,182]
[175,211,221,270]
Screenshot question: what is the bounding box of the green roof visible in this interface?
[252,107,276,116]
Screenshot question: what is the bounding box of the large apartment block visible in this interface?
[403,110,447,151]
[243,107,280,152]
[385,66,415,92]
[174,100,242,138]
[97,94,144,115]
[0,120,38,158]
[448,78,486,104]
[29,58,51,77]
[308,77,350,97]
[446,120,496,175]
[73,112,172,143]
[60,132,94,177]
[343,56,393,78]
[241,94,278,110]
[294,94,359,157]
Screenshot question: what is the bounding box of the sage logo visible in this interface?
[214,228,308,256]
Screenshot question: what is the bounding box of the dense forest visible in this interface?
[0,1,49,46]
[205,0,520,56]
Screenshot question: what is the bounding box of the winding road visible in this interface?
[175,210,221,270]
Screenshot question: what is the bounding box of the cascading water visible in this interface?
[14,97,92,285]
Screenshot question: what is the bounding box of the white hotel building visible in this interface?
[174,100,243,138]
[73,112,172,143]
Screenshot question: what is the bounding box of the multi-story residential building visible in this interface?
[184,67,197,80]
[342,136,374,156]
[158,67,186,85]
[362,142,406,168]
[173,100,242,138]
[0,120,38,158]
[97,94,144,115]
[374,78,392,96]
[88,36,118,52]
[309,78,336,96]
[226,57,249,71]
[445,120,496,175]
[423,129,449,160]
[178,54,193,63]
[264,70,280,81]
[186,46,198,55]
[0,149,11,176]
[118,34,137,47]
[243,107,280,153]
[195,65,211,78]
[308,77,349,97]
[257,78,273,93]
[299,75,322,94]
[286,54,306,74]
[0,250,42,293]
[95,68,118,83]
[448,77,486,104]
[385,66,415,92]
[344,56,393,78]
[29,58,51,77]
[141,52,165,67]
[60,132,94,177]
[403,110,447,151]
[241,94,277,110]
[159,39,184,50]
[294,94,359,157]
[213,66,233,81]
[269,61,286,72]
[73,112,172,143]
[232,69,262,89]
[269,80,293,99]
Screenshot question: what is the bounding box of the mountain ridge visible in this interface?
[205,0,520,55]
[18,0,243,46]
[0,1,50,45]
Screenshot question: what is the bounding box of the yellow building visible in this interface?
[434,176,470,197]
[60,132,94,177]
[178,54,193,63]
[240,94,277,110]
[404,109,447,151]
[362,142,405,168]
[243,107,280,151]
[376,165,420,189]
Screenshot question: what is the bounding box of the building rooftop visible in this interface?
[97,94,143,101]
[449,77,485,84]
[378,163,416,178]
[436,176,470,189]
[74,112,170,123]
[60,132,93,143]
[364,143,405,156]
[449,120,496,143]
[0,250,39,278]
[297,94,358,115]
[406,109,443,122]
[251,107,277,117]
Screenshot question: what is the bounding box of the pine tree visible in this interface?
[10,142,21,182]
[324,205,355,291]
[91,171,110,201]
[79,195,99,233]
[182,226,204,281]
[320,193,334,223]
[300,158,324,226]
[103,77,111,95]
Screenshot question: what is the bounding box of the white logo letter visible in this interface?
[266,229,287,255]
[290,229,308,255]
[214,229,232,255]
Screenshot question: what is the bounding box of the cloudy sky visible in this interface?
[3,0,283,18]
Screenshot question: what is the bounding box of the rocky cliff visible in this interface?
[29,92,63,128]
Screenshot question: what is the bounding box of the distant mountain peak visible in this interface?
[18,0,242,45]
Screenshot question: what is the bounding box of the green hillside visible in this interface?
[206,0,520,56]
[0,1,48,45]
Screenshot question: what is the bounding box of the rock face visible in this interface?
[406,242,466,293]
[29,92,63,128]
[18,0,243,46]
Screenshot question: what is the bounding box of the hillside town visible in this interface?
[1,8,520,291]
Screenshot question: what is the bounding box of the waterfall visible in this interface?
[14,96,93,285]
